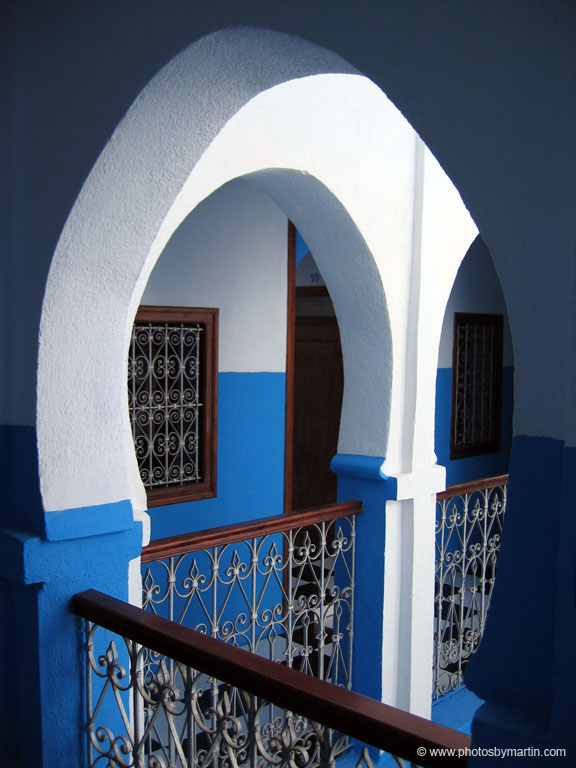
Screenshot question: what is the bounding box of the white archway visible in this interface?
[35,26,481,718]
[37,29,426,522]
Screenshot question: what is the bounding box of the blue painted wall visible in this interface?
[0,425,44,536]
[147,372,286,540]
[144,372,287,653]
[466,436,576,762]
[296,231,309,264]
[435,366,514,486]
[0,579,41,764]
[0,371,287,764]
[140,179,289,542]
[0,500,143,766]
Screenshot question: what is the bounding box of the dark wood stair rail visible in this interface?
[436,474,508,501]
[72,589,470,768]
[141,500,363,562]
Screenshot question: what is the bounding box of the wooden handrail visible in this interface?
[141,500,362,563]
[73,589,469,767]
[437,474,508,501]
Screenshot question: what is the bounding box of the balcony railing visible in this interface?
[73,589,471,768]
[433,475,508,699]
[141,502,360,689]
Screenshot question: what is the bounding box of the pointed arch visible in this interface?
[37,28,419,522]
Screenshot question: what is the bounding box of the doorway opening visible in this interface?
[286,224,344,512]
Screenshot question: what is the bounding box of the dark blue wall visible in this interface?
[0,425,43,536]
[435,367,514,486]
[467,436,576,763]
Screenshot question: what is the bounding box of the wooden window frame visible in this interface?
[131,305,218,507]
[284,222,296,513]
[450,312,503,460]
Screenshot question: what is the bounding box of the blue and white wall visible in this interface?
[31,29,477,733]
[3,6,576,767]
[140,179,288,539]
[435,236,514,486]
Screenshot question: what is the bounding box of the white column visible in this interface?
[381,468,444,718]
[380,137,477,716]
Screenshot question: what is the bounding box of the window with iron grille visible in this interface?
[128,306,218,506]
[450,313,503,459]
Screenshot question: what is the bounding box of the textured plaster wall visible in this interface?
[140,180,288,536]
[32,34,476,727]
[38,56,433,517]
[401,141,477,474]
[32,29,477,727]
[141,178,288,373]
[35,34,360,518]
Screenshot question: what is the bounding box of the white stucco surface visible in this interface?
[37,49,400,513]
[394,142,477,474]
[296,252,325,286]
[37,30,359,515]
[141,179,288,372]
[37,26,475,520]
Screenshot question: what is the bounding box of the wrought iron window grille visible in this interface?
[450,313,503,460]
[128,306,218,506]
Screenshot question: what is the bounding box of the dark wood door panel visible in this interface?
[292,317,343,511]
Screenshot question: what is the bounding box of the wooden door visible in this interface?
[291,316,343,510]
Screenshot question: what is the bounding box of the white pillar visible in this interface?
[380,137,477,716]
[381,468,444,718]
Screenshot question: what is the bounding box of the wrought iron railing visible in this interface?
[73,589,470,768]
[433,475,508,699]
[141,503,359,690]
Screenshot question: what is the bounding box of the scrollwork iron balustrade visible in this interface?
[82,619,419,768]
[138,510,357,767]
[76,586,471,768]
[141,514,356,692]
[433,477,507,699]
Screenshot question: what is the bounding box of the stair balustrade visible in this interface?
[72,589,470,768]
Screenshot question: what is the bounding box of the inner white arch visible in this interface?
[37,27,474,522]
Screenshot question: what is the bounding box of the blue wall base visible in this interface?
[432,686,482,735]
[470,701,572,766]
[0,504,143,767]
[465,436,576,765]
[148,372,286,540]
